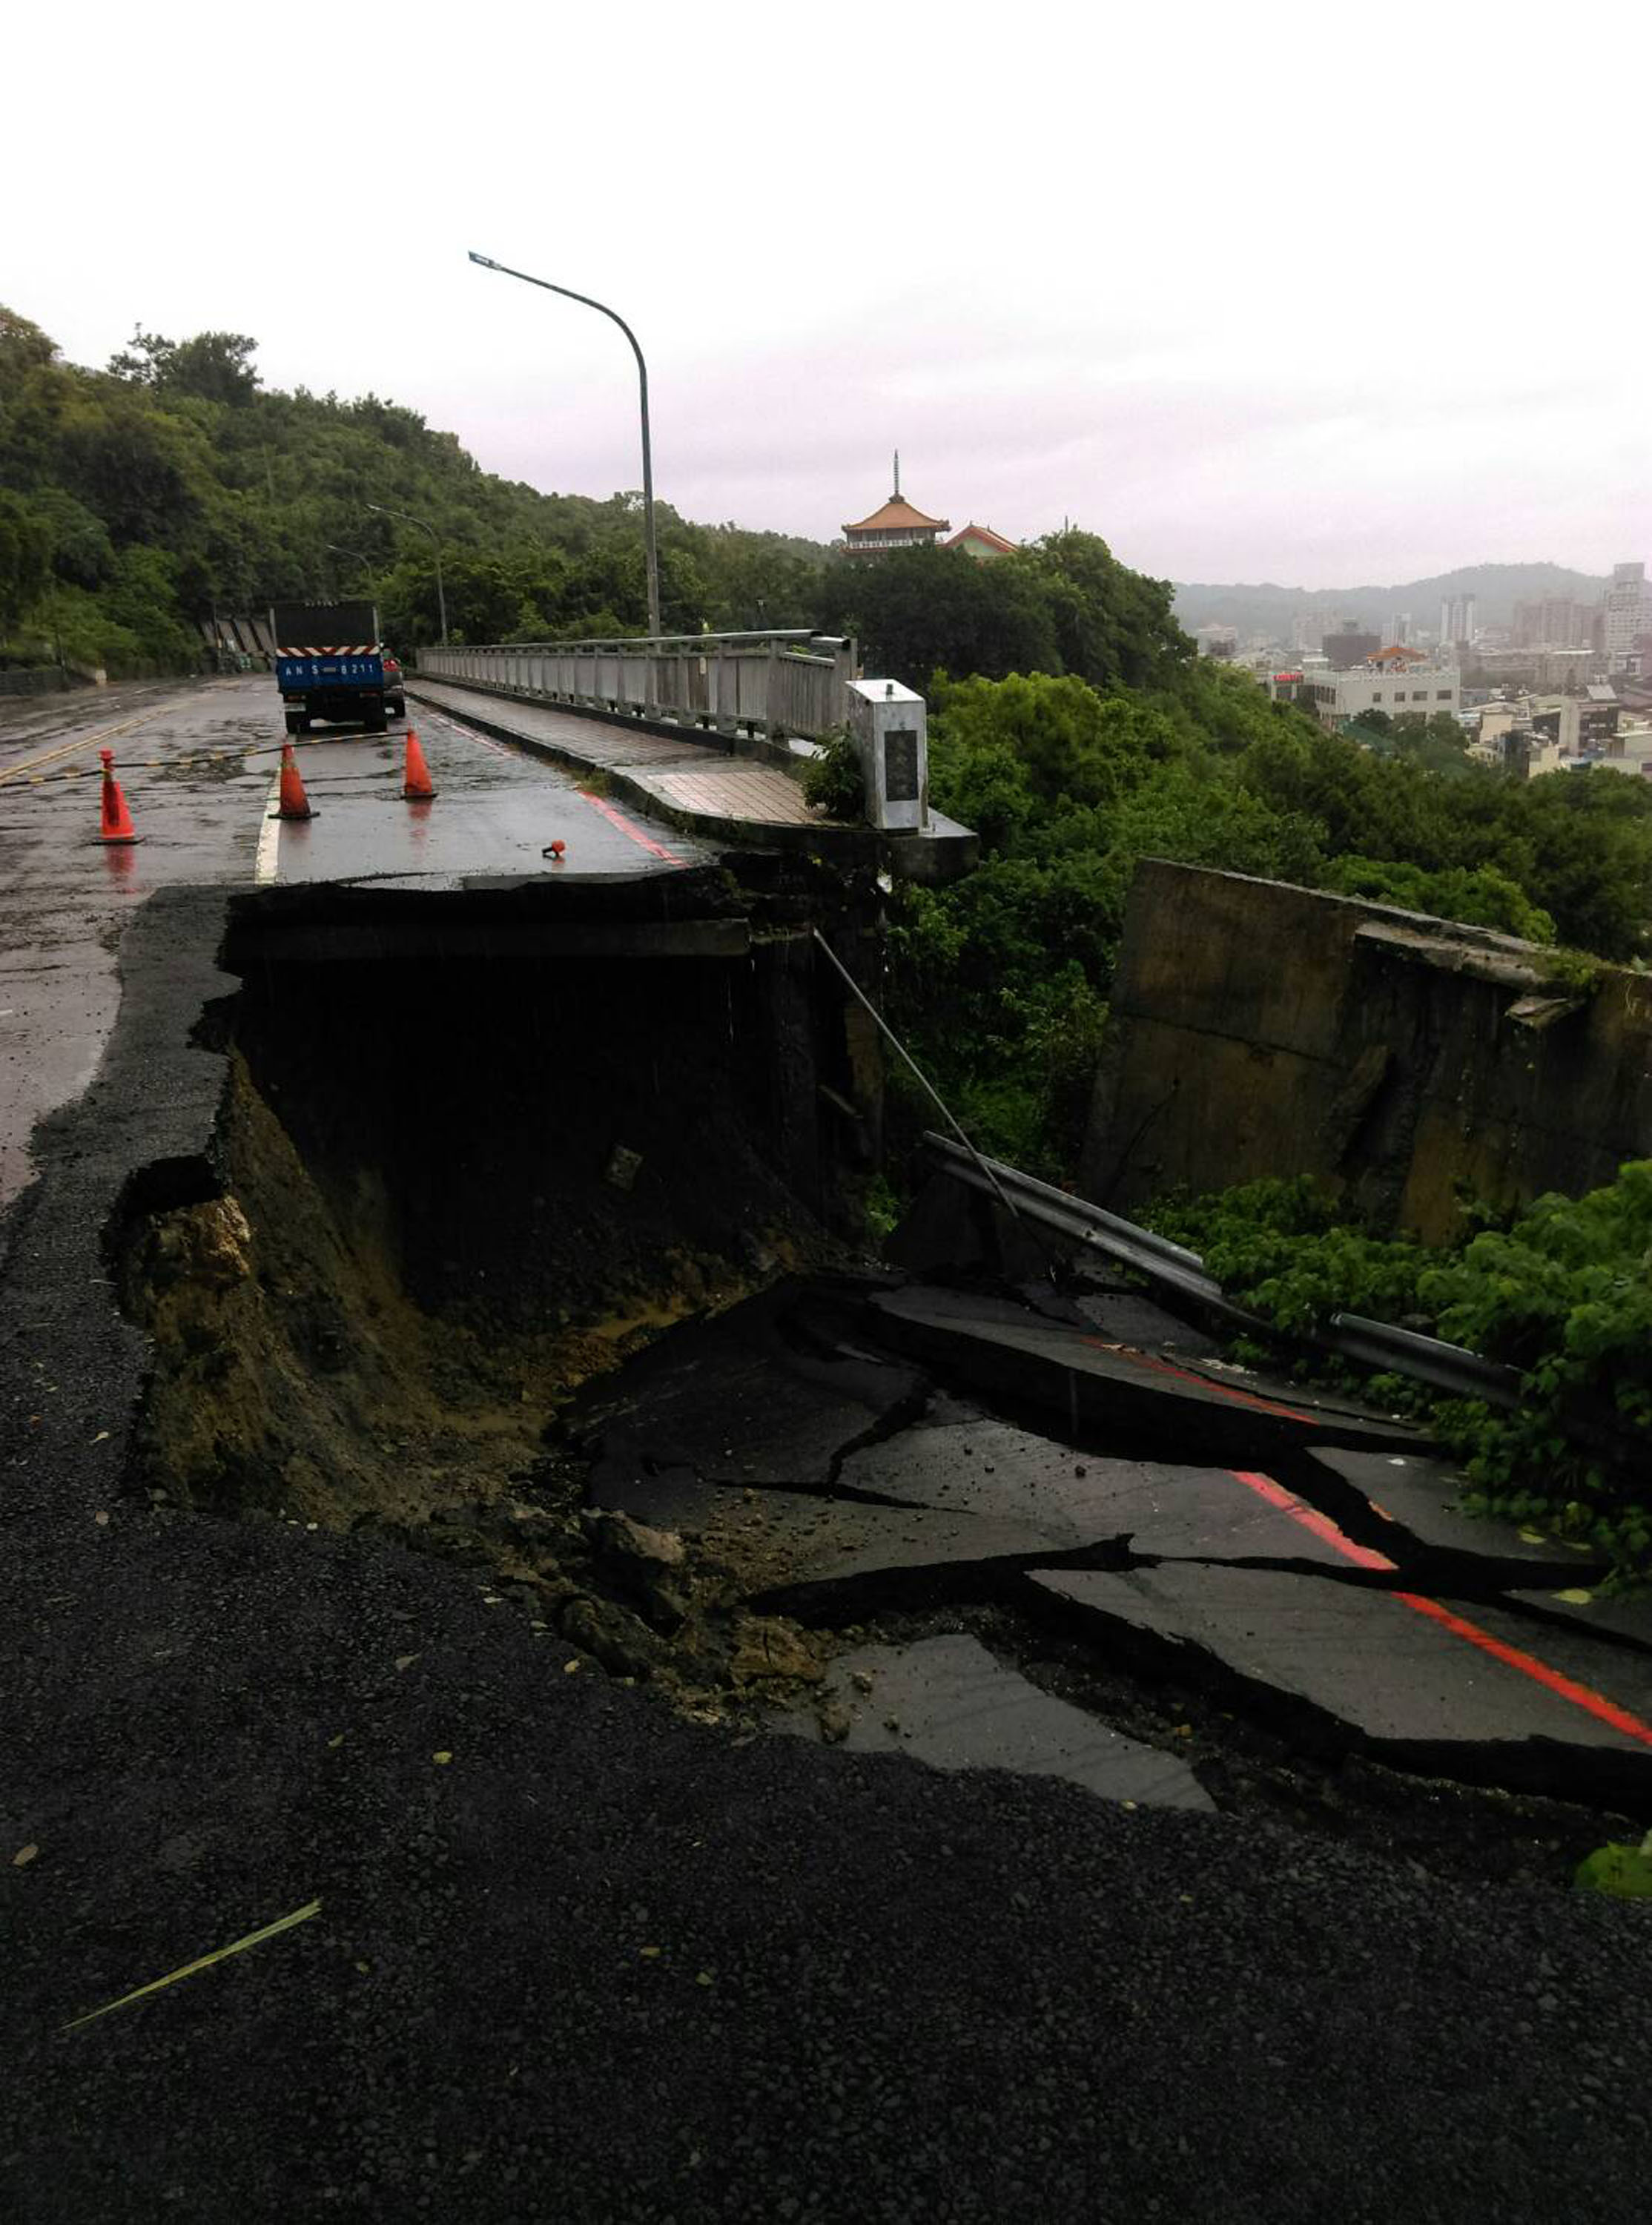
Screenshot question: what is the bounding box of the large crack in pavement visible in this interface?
[20,823,1652,2221]
[566,1272,1652,1842]
[104,903,1652,1887]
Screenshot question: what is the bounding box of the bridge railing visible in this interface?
[415,630,858,742]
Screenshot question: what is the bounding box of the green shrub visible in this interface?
[801,725,865,820]
[1418,1165,1652,1560]
[1146,1165,1652,1573]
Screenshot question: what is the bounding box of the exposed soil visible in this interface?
[111,938,1649,1890]
[119,922,853,1720]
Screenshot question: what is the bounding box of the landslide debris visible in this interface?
[117,1052,838,1716]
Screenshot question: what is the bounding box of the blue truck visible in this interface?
[270,599,406,735]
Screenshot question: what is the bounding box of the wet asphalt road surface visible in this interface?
[0,676,703,1208]
[4,699,1652,2222]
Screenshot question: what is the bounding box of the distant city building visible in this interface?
[1291,613,1326,653]
[1325,622,1381,669]
[1512,596,1593,650]
[1603,562,1652,670]
[1387,611,1413,645]
[1476,700,1529,759]
[1472,645,1602,690]
[1530,686,1621,754]
[1595,719,1652,779]
[1439,593,1477,645]
[1301,647,1460,731]
[1195,624,1239,659]
[841,452,950,557]
[945,523,1017,561]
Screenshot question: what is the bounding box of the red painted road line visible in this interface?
[1226,1467,1652,1750]
[1088,1340,1318,1427]
[576,788,684,865]
[1228,1468,1397,1569]
[1397,1594,1652,1752]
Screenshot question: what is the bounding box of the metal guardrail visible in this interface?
[922,1132,1525,1411]
[417,630,858,742]
[1323,1313,1523,1408]
[922,1133,1235,1316]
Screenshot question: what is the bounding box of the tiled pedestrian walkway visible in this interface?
[409,678,822,831]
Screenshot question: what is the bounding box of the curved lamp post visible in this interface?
[323,541,375,588]
[366,502,448,646]
[468,250,661,640]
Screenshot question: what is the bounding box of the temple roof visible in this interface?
[946,523,1017,555]
[843,495,951,535]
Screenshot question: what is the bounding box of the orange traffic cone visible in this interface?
[402,729,437,800]
[276,741,314,820]
[96,749,141,845]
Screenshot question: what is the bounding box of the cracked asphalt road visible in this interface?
[4,704,1652,2222]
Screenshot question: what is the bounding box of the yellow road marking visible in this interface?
[0,697,189,787]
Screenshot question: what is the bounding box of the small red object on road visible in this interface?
[96,750,141,846]
[402,730,437,800]
[275,742,314,820]
[545,840,566,865]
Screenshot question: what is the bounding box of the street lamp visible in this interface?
[468,250,661,641]
[366,502,448,647]
[323,541,375,582]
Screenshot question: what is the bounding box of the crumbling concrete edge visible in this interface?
[0,886,240,1534]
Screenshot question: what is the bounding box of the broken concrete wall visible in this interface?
[1080,859,1652,1241]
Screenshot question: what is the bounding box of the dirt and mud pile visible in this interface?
[117,929,863,1713]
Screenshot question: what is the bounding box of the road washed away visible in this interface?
[563,1268,1652,1851]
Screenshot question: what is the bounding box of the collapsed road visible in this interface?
[4,677,1652,2224]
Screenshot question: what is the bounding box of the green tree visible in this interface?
[0,305,58,393]
[817,544,1063,686]
[1017,527,1192,689]
[110,328,260,406]
[0,488,53,628]
[1321,856,1556,942]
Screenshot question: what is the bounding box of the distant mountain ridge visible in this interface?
[1172,562,1610,637]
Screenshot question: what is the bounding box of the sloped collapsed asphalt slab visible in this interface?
[865,1282,1426,1463]
[7,892,1652,2220]
[1032,1566,1652,1807]
[580,1276,1652,1810]
[575,1276,928,1495]
[773,1634,1216,1811]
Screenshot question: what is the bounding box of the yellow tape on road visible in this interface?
[1,735,365,794]
[0,698,188,788]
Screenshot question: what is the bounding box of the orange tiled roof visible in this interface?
[946,523,1018,554]
[843,496,951,534]
[1369,644,1425,665]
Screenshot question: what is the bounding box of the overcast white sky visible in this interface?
[6,1,1647,586]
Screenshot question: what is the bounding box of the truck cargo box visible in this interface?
[271,600,390,732]
[271,600,380,653]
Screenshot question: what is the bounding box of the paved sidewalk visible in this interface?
[408,677,981,881]
[647,762,819,825]
[408,677,824,834]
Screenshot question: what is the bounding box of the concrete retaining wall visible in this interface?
[0,667,93,699]
[1080,859,1652,1241]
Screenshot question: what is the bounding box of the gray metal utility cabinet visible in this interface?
[847,678,928,832]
